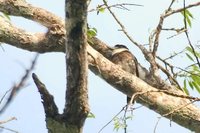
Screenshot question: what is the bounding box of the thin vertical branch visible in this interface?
[183,0,200,68]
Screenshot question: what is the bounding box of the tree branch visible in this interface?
[32,73,59,118]
[0,16,65,53]
[0,54,38,115]
[0,0,64,28]
[63,0,89,131]
[87,45,200,132]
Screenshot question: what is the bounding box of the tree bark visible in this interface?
[63,0,89,133]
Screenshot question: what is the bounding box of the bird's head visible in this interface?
[111,44,129,56]
[114,44,129,49]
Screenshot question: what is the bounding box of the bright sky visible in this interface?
[0,0,200,133]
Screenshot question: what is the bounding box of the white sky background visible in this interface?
[0,0,200,133]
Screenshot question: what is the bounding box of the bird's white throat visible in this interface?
[112,48,128,56]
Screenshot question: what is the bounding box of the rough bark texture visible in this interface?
[88,45,200,132]
[0,0,200,132]
[63,0,89,132]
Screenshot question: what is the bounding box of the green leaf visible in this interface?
[113,117,120,131]
[191,75,200,85]
[125,115,133,120]
[185,53,194,62]
[97,5,105,15]
[181,9,194,27]
[98,7,105,13]
[185,9,194,19]
[87,27,97,38]
[183,79,189,95]
[87,112,95,118]
[186,46,193,53]
[113,117,127,132]
[192,65,200,72]
[185,46,200,61]
[192,81,200,93]
[188,80,194,90]
[2,13,10,20]
[186,15,192,27]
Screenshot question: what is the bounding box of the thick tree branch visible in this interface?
[0,0,64,28]
[0,16,65,53]
[32,73,66,133]
[87,45,200,132]
[63,0,89,131]
[32,73,59,118]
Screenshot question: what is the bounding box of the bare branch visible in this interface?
[0,17,65,53]
[150,1,200,57]
[165,2,200,17]
[0,126,18,133]
[102,0,141,47]
[0,0,64,28]
[32,73,59,117]
[0,54,39,115]
[0,117,17,125]
[98,107,124,133]
[88,3,143,12]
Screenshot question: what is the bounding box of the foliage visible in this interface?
[181,46,200,94]
[0,12,10,21]
[87,27,97,38]
[113,115,133,132]
[87,112,95,118]
[181,9,194,27]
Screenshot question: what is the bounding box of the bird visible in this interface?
[110,44,139,104]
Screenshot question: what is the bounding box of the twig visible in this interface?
[165,2,200,17]
[157,63,181,89]
[88,3,143,12]
[163,48,186,61]
[102,0,141,47]
[166,28,187,39]
[98,106,125,133]
[175,63,200,78]
[151,1,200,59]
[151,90,200,101]
[102,0,160,76]
[153,117,161,133]
[167,0,176,10]
[0,89,12,105]
[0,54,39,115]
[152,0,177,57]
[162,100,196,118]
[0,117,17,125]
[0,126,18,133]
[183,0,200,69]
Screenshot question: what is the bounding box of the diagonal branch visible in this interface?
[32,73,59,117]
[0,54,39,115]
[87,45,200,132]
[0,0,64,28]
[0,16,65,53]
